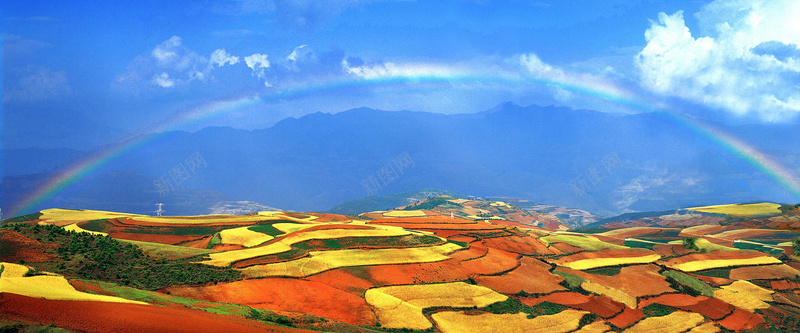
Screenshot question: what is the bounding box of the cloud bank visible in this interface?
[636,0,800,121]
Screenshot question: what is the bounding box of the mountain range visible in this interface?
[3,103,800,217]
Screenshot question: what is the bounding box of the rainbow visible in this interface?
[7,66,800,217]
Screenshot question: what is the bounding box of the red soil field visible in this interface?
[606,306,644,329]
[590,234,623,245]
[640,294,734,320]
[109,232,206,245]
[306,213,351,222]
[0,292,310,333]
[69,280,115,296]
[182,236,213,249]
[448,242,487,261]
[574,295,626,318]
[524,292,625,318]
[0,230,59,263]
[360,259,472,286]
[729,264,800,280]
[652,244,693,257]
[486,219,533,228]
[771,280,800,290]
[482,235,554,255]
[475,257,565,295]
[539,220,564,230]
[688,273,733,286]
[459,247,520,275]
[549,242,583,254]
[521,291,588,306]
[560,264,674,298]
[302,268,376,294]
[660,249,767,266]
[716,308,766,331]
[447,235,477,243]
[165,278,376,326]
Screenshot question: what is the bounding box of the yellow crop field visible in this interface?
[542,234,627,251]
[218,226,274,247]
[39,208,141,222]
[489,201,511,208]
[680,225,723,236]
[574,321,614,333]
[667,238,736,252]
[582,281,637,308]
[0,263,147,305]
[449,199,470,204]
[704,229,771,239]
[366,282,508,330]
[202,224,417,266]
[272,222,318,234]
[623,311,704,332]
[667,256,781,272]
[688,203,782,216]
[63,223,108,236]
[561,254,661,270]
[431,309,588,333]
[241,243,462,278]
[383,210,427,217]
[713,280,773,312]
[687,322,721,333]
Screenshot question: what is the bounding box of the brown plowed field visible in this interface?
[164,278,376,325]
[0,292,311,333]
[606,306,644,329]
[108,232,205,245]
[639,294,734,320]
[459,248,519,275]
[729,264,800,280]
[0,230,59,263]
[361,259,472,285]
[481,235,553,255]
[475,257,565,295]
[716,307,766,331]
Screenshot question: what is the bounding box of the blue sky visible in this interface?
[3,0,800,149]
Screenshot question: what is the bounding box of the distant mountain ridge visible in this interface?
[4,103,800,216]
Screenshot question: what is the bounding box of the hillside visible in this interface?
[3,205,800,332]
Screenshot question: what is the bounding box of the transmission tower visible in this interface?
[155,203,165,217]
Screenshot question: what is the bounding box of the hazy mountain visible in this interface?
[4,103,799,217]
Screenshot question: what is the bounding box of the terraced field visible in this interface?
[4,199,800,332]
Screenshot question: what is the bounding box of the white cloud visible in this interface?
[3,66,72,103]
[118,36,252,88]
[287,44,308,62]
[244,53,271,85]
[209,49,240,67]
[245,53,270,71]
[153,72,175,88]
[636,0,800,122]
